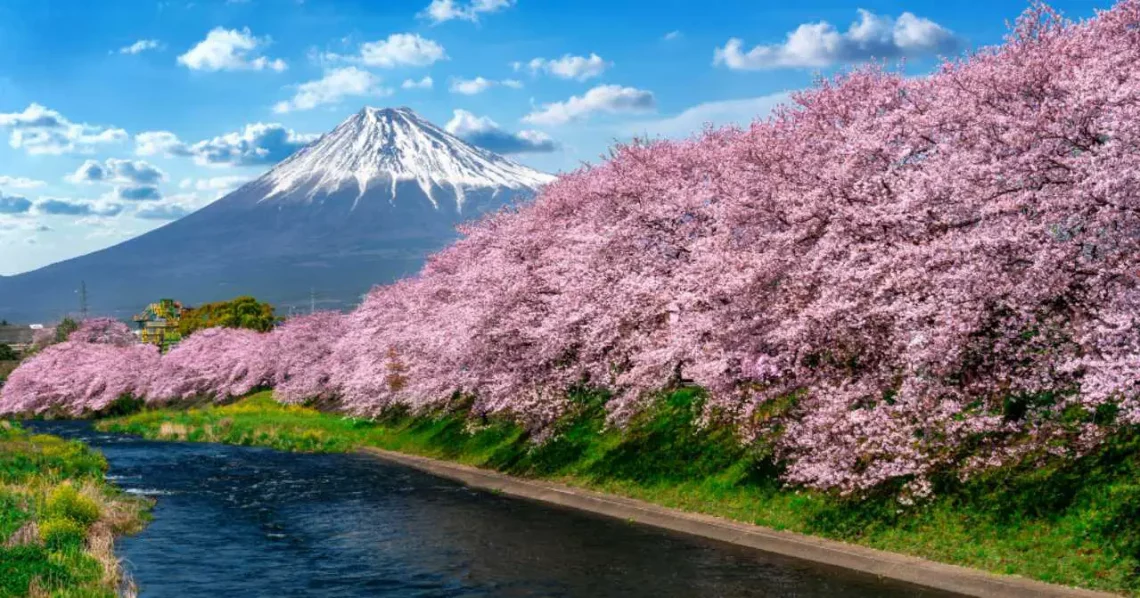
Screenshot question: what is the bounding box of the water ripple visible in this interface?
[29,421,948,598]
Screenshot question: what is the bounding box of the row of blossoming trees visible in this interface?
[4,2,1140,496]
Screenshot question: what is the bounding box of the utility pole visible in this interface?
[79,280,88,321]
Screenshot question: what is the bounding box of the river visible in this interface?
[30,421,953,598]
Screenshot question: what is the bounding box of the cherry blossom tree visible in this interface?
[68,317,137,346]
[4,1,1140,497]
[330,0,1140,494]
[0,342,159,416]
[146,327,275,403]
[0,319,157,416]
[270,311,346,404]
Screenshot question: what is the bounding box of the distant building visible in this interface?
[132,299,191,351]
[0,326,35,352]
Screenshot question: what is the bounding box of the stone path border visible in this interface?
[359,446,1118,598]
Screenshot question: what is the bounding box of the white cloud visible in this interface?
[663,31,682,41]
[329,34,446,69]
[34,198,123,217]
[445,109,557,154]
[117,186,162,201]
[361,34,445,68]
[165,191,209,205]
[449,76,493,95]
[79,213,134,240]
[714,9,960,70]
[135,203,191,220]
[0,193,32,214]
[0,176,46,190]
[525,53,610,81]
[523,85,656,126]
[194,176,248,191]
[401,76,434,90]
[0,104,127,155]
[177,27,287,72]
[119,39,162,55]
[420,0,514,23]
[134,191,215,221]
[501,79,523,89]
[181,175,251,195]
[136,123,317,167]
[65,158,166,186]
[0,219,25,230]
[0,216,49,231]
[622,93,792,139]
[273,67,391,113]
[65,159,165,202]
[135,131,189,157]
[65,160,106,184]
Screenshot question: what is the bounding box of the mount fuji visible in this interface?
[0,107,556,322]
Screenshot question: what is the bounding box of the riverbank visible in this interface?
[360,445,1110,598]
[0,421,152,597]
[101,391,1140,596]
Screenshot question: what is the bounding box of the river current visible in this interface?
[30,421,951,598]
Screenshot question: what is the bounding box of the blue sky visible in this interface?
[0,0,1115,275]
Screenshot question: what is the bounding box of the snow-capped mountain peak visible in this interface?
[261,106,555,207]
[0,108,557,322]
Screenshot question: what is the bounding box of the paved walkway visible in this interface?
[360,446,1118,598]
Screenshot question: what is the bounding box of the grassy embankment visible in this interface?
[0,421,152,598]
[102,390,1140,596]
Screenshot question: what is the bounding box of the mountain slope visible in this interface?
[263,106,552,204]
[0,107,555,322]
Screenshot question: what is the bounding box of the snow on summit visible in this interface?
[0,105,557,321]
[262,106,556,207]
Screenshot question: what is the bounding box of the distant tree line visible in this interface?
[0,344,17,361]
[54,318,79,344]
[178,296,281,338]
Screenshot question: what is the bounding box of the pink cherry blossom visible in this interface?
[0,341,159,416]
[68,317,138,346]
[3,1,1140,495]
[269,311,346,404]
[145,327,275,404]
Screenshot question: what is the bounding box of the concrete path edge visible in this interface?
[358,446,1117,598]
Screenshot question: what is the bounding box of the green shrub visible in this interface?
[0,435,106,486]
[39,518,86,552]
[0,419,20,440]
[53,317,79,344]
[0,488,29,543]
[46,484,100,527]
[0,544,74,595]
[0,343,18,361]
[98,395,146,418]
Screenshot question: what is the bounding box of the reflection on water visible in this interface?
[30,421,952,598]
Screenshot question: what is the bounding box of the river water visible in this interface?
[30,421,953,598]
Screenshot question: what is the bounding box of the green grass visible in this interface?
[101,390,1140,596]
[0,420,152,598]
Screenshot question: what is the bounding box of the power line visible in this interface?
[79,281,88,320]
